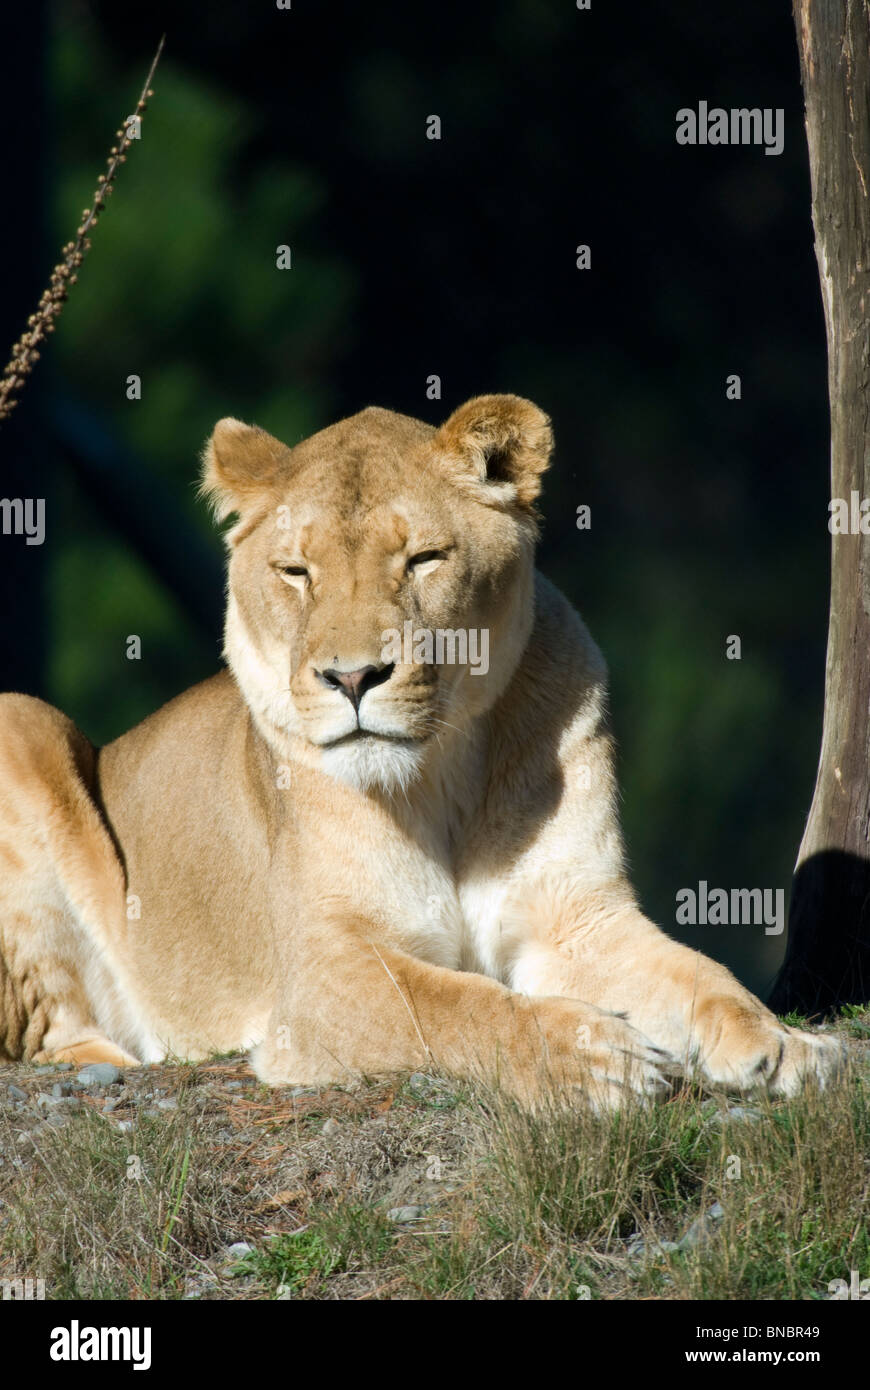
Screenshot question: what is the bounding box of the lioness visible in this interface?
[0,395,841,1106]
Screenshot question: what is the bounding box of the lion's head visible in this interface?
[201,395,553,793]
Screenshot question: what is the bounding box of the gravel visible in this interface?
[75,1063,123,1088]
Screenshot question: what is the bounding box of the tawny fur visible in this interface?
[0,395,843,1107]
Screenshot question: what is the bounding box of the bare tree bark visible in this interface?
[770,0,870,1013]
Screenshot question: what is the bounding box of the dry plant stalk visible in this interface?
[0,35,166,424]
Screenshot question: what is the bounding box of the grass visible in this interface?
[0,1008,867,1300]
[246,1204,394,1295]
[1,1106,236,1299]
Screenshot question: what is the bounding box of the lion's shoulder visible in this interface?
[527,571,608,690]
[97,669,251,806]
[483,573,612,788]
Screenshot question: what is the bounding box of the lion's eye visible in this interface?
[408,549,448,572]
[276,564,309,586]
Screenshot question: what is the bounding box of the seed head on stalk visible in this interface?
[0,34,166,424]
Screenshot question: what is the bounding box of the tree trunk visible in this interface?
[769,0,870,1014]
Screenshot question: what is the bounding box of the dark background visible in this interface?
[0,0,830,995]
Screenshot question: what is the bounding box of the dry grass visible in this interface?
[1,1012,868,1301]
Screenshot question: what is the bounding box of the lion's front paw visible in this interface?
[565,1007,676,1113]
[768,1026,847,1096]
[695,998,846,1095]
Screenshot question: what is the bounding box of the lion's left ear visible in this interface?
[433,394,553,508]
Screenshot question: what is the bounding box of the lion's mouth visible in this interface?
[318,728,422,749]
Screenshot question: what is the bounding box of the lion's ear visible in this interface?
[199,418,289,521]
[433,394,553,508]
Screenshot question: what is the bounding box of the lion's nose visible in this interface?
[317,663,394,712]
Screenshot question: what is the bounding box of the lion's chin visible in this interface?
[318,733,426,796]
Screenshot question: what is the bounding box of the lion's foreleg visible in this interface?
[503,874,844,1094]
[251,912,670,1108]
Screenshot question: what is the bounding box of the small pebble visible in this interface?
[708,1104,763,1127]
[408,1072,436,1094]
[44,1110,75,1127]
[76,1063,122,1087]
[627,1235,680,1259]
[321,1118,340,1138]
[387,1205,425,1223]
[677,1206,724,1250]
[156,1098,178,1111]
[227,1241,253,1259]
[407,1072,454,1104]
[7,1085,27,1102]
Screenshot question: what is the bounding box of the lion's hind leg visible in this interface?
[0,693,141,1067]
[43,1038,141,1067]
